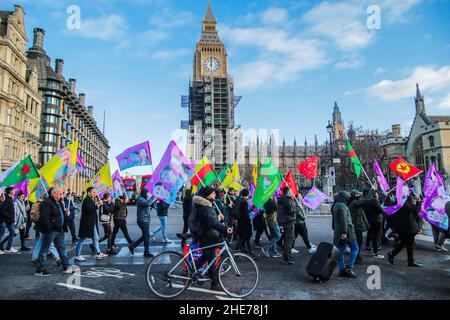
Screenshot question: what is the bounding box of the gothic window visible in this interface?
[428,136,435,148]
[413,137,425,172]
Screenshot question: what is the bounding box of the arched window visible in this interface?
[428,136,435,148]
[413,137,425,172]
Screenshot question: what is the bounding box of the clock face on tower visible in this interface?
[204,56,221,73]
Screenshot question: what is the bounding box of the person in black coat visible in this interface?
[35,187,74,276]
[277,187,296,264]
[0,187,17,253]
[235,188,255,256]
[188,186,232,292]
[75,187,106,261]
[361,189,385,258]
[98,193,115,254]
[387,194,423,267]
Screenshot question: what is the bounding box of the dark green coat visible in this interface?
[332,192,356,245]
[349,199,370,233]
[294,204,306,225]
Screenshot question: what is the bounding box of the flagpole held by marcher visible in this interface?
[193,171,223,216]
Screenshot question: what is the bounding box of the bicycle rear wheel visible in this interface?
[218,252,259,298]
[145,251,192,299]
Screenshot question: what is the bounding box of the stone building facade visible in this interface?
[26,27,109,194]
[0,5,42,171]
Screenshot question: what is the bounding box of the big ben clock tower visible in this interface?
[187,0,241,170]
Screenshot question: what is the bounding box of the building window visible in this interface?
[428,136,435,148]
[7,107,12,125]
[3,138,10,158]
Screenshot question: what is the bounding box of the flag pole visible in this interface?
[194,171,223,216]
[361,166,376,190]
[385,172,421,195]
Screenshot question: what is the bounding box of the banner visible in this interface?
[112,170,125,199]
[190,157,217,187]
[389,157,422,180]
[1,156,40,186]
[253,157,282,209]
[76,153,86,172]
[116,141,153,171]
[297,156,318,179]
[40,140,79,187]
[423,164,444,197]
[280,170,299,197]
[85,163,113,199]
[302,187,332,210]
[374,159,390,192]
[12,180,28,199]
[0,160,20,186]
[147,141,194,205]
[28,178,48,203]
[346,139,362,178]
[221,163,243,191]
[383,177,410,216]
[420,185,449,230]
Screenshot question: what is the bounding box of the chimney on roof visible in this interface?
[79,93,85,107]
[55,59,64,76]
[87,106,94,117]
[68,79,76,94]
[32,28,45,50]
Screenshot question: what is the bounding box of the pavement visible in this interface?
[0,205,449,300]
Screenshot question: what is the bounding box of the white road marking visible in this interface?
[215,295,242,301]
[56,283,105,295]
[171,283,227,296]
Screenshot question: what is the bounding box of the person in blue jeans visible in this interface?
[35,187,76,276]
[30,233,60,265]
[151,198,171,243]
[332,191,359,278]
[129,188,155,257]
[261,196,282,258]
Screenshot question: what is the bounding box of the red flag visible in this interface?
[389,157,422,180]
[297,156,318,179]
[280,170,299,197]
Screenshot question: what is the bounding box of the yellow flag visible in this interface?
[40,140,79,187]
[85,163,113,198]
[252,157,259,186]
[221,163,243,191]
[28,178,47,202]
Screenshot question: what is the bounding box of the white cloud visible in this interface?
[150,49,190,61]
[221,26,329,89]
[260,7,288,25]
[374,67,387,75]
[366,65,450,101]
[71,14,127,40]
[438,94,450,109]
[335,58,365,69]
[380,0,422,24]
[149,8,194,29]
[302,1,374,52]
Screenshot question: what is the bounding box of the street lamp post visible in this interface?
[326,121,334,196]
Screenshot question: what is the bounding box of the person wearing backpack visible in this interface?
[188,186,232,292]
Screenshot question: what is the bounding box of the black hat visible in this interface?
[241,188,250,197]
[283,187,290,195]
[5,187,13,195]
[200,186,215,198]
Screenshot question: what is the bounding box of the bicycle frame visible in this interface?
[168,241,242,282]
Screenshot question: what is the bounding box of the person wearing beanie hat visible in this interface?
[0,186,17,254]
[189,186,232,291]
[241,188,250,198]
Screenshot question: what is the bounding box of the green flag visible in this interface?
[346,139,362,178]
[218,165,231,183]
[253,157,282,209]
[1,155,40,186]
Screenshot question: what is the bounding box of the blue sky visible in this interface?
[2,0,449,174]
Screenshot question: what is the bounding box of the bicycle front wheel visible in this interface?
[145,251,192,299]
[218,253,259,298]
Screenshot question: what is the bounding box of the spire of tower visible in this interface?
[204,0,216,23]
[415,83,426,115]
[416,83,422,99]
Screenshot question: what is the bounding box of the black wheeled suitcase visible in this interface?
[306,242,339,282]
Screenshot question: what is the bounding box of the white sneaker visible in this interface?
[291,248,299,254]
[372,254,385,259]
[62,265,77,274]
[97,253,108,260]
[150,233,156,241]
[272,252,282,258]
[0,250,4,255]
[5,247,18,254]
[308,247,317,254]
[75,255,86,262]
[162,238,172,243]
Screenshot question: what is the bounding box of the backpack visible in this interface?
[30,202,41,223]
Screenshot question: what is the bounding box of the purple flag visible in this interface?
[76,153,86,172]
[374,159,390,192]
[302,187,331,210]
[12,180,28,199]
[423,164,444,197]
[420,185,449,230]
[112,170,125,199]
[116,141,153,171]
[383,177,410,215]
[146,141,194,205]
